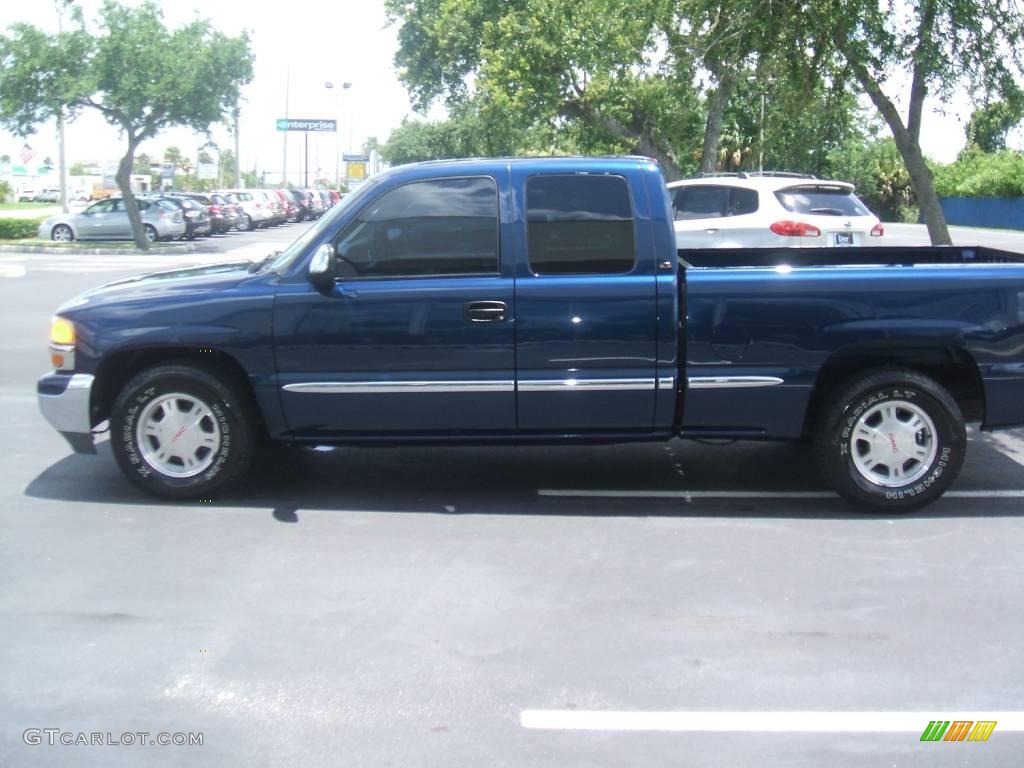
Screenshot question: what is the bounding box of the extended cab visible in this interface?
[37,157,1024,510]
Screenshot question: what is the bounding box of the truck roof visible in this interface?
[377,155,661,183]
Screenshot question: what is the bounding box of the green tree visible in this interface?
[69,161,86,175]
[163,146,184,167]
[827,138,916,221]
[133,152,152,175]
[796,0,1024,244]
[965,97,1024,153]
[0,1,253,247]
[218,148,236,187]
[387,0,697,177]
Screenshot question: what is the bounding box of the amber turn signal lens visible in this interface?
[51,353,65,368]
[50,317,75,345]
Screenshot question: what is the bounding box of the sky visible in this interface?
[0,0,1017,183]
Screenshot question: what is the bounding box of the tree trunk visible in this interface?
[116,138,149,250]
[699,74,734,174]
[841,42,951,245]
[894,132,951,245]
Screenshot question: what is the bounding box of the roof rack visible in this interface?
[744,171,817,179]
[695,172,747,179]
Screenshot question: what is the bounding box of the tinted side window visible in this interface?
[527,175,635,275]
[729,187,758,216]
[334,177,499,278]
[672,185,728,220]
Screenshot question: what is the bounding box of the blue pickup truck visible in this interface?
[37,157,1024,510]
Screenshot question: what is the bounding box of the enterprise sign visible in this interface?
[276,118,337,132]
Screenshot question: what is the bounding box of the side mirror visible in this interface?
[308,243,336,291]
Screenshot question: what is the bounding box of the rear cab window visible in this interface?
[527,174,636,274]
[775,185,871,216]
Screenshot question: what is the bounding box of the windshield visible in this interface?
[265,180,379,273]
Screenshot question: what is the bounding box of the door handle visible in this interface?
[464,300,507,323]
[704,228,719,234]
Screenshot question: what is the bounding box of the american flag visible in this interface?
[18,143,35,164]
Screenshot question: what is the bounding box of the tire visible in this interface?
[241,215,253,231]
[143,224,158,243]
[110,363,256,499]
[51,224,73,242]
[814,368,966,512]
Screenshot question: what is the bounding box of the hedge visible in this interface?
[0,217,45,240]
[932,149,1024,198]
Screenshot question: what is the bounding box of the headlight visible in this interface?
[49,317,76,371]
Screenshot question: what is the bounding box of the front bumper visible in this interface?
[37,372,96,454]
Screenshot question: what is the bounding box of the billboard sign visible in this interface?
[276,118,337,132]
[346,162,367,181]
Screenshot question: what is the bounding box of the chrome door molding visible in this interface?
[282,380,515,394]
[687,376,785,389]
[517,378,656,393]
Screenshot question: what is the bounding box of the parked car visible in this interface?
[34,188,60,203]
[304,188,325,218]
[217,189,274,231]
[317,189,333,211]
[288,189,315,221]
[667,172,883,249]
[253,189,286,225]
[17,187,37,202]
[174,193,234,234]
[37,196,185,242]
[36,157,1024,512]
[328,189,341,206]
[154,195,211,239]
[274,189,299,222]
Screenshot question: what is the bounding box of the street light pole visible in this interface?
[55,0,69,212]
[324,81,351,188]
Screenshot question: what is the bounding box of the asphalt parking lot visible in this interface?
[2,228,1024,766]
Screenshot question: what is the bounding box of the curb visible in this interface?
[0,243,197,255]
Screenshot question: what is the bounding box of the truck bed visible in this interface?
[680,245,1024,269]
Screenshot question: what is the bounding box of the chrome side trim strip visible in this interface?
[282,380,514,394]
[688,376,785,389]
[657,376,675,390]
[518,378,656,393]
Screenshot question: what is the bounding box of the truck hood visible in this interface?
[57,260,259,312]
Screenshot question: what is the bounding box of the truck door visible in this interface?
[512,170,659,431]
[273,174,516,435]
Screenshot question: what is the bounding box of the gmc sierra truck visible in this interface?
[37,157,1024,510]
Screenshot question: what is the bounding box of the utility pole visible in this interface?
[233,106,241,188]
[282,65,290,186]
[55,0,69,212]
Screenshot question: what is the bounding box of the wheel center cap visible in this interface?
[887,432,899,454]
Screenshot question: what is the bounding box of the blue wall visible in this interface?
[938,197,1024,231]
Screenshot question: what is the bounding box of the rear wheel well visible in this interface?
[803,347,985,438]
[92,348,263,433]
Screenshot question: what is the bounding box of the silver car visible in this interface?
[37,197,186,243]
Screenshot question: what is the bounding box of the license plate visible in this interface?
[833,232,854,246]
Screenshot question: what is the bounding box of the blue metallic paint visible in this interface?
[41,157,1024,452]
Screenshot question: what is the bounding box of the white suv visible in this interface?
[216,188,274,231]
[668,173,883,249]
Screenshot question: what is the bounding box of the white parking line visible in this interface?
[520,710,1024,732]
[538,489,1024,499]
